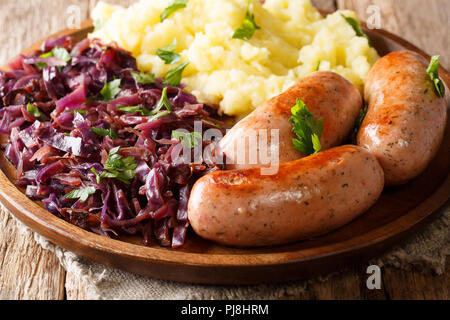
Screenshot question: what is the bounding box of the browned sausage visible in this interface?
[219,71,362,170]
[357,51,447,185]
[188,145,384,247]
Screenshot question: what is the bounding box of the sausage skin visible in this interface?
[219,71,362,170]
[188,145,384,247]
[358,51,447,185]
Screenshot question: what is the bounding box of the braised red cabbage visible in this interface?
[0,36,225,248]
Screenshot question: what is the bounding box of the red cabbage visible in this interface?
[0,36,226,248]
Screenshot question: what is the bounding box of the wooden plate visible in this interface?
[0,17,449,285]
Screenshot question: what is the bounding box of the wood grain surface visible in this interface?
[0,0,449,300]
[0,206,65,299]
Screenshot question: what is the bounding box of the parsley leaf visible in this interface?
[37,52,52,68]
[289,99,324,155]
[341,14,372,46]
[91,127,118,140]
[100,79,121,101]
[104,147,137,184]
[356,103,368,129]
[148,110,170,122]
[27,103,42,118]
[158,39,177,52]
[64,186,96,202]
[117,105,152,116]
[131,71,156,85]
[37,47,71,68]
[154,87,173,112]
[311,134,321,153]
[52,47,71,63]
[350,103,368,143]
[117,88,172,117]
[161,0,188,22]
[426,55,445,98]
[156,39,181,64]
[232,0,260,40]
[157,51,181,65]
[315,60,321,71]
[36,62,47,69]
[27,103,46,121]
[172,130,202,148]
[92,147,137,184]
[90,167,102,184]
[163,61,189,86]
[69,110,88,114]
[39,52,53,58]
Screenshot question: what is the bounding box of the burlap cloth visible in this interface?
[3,201,448,300]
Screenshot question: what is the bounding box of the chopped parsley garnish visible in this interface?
[350,102,368,143]
[90,168,102,184]
[69,110,88,115]
[161,0,188,22]
[232,0,260,40]
[36,62,47,69]
[37,52,52,68]
[341,14,372,46]
[155,87,173,112]
[39,52,53,58]
[26,103,42,118]
[91,147,137,184]
[91,127,118,140]
[52,47,71,63]
[163,61,189,86]
[117,105,152,116]
[131,71,156,85]
[117,87,172,116]
[148,110,170,122]
[289,99,324,155]
[426,55,445,98]
[356,103,368,129]
[156,39,181,64]
[100,79,121,101]
[172,130,202,148]
[37,47,71,68]
[315,60,321,71]
[26,103,46,121]
[64,186,96,202]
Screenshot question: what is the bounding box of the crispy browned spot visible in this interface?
[206,145,359,186]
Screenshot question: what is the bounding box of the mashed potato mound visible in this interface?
[91,0,379,116]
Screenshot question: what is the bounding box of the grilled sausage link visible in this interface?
[188,145,384,247]
[357,51,447,185]
[219,71,363,170]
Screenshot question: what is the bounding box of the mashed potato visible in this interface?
[91,0,379,116]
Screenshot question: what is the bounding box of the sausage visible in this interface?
[219,71,362,170]
[357,51,447,185]
[188,145,384,247]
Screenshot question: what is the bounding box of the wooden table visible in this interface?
[0,0,449,300]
